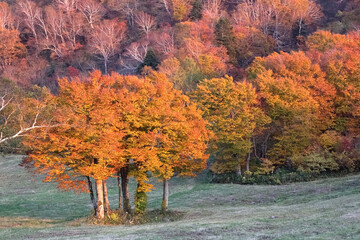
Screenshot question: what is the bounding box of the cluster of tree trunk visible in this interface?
[88,165,169,219]
[87,166,131,219]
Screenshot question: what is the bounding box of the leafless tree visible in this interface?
[119,40,149,72]
[155,32,175,56]
[124,41,149,63]
[43,7,67,57]
[65,11,85,47]
[232,0,274,35]
[90,19,126,74]
[107,0,139,29]
[135,11,156,37]
[56,0,78,13]
[0,88,56,145]
[203,0,223,20]
[17,0,41,44]
[78,0,105,28]
[34,7,49,40]
[292,1,322,36]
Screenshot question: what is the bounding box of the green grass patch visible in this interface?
[1,155,360,239]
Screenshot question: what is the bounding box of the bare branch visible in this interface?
[78,0,105,28]
[135,11,156,37]
[124,41,149,63]
[90,19,126,74]
[0,2,13,29]
[0,94,13,112]
[0,123,61,144]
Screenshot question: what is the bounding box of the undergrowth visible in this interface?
[88,210,185,225]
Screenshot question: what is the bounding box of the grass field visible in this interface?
[1,155,360,240]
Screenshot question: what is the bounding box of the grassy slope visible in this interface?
[0,155,360,240]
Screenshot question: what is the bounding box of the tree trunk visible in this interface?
[298,18,303,36]
[104,58,108,75]
[161,178,169,211]
[86,176,97,216]
[121,166,131,213]
[95,179,104,219]
[103,180,111,215]
[262,133,271,158]
[236,162,242,176]
[117,172,122,213]
[246,153,250,172]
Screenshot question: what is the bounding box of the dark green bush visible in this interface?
[210,167,342,185]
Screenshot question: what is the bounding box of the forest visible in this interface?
[0,0,360,223]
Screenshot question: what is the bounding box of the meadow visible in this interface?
[0,155,359,240]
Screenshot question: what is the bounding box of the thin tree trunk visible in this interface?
[117,171,122,213]
[236,160,242,176]
[298,18,303,36]
[86,176,97,216]
[262,133,271,158]
[253,138,259,159]
[104,58,108,74]
[95,179,105,219]
[246,153,250,172]
[162,178,169,211]
[103,180,111,215]
[162,0,171,16]
[121,166,131,213]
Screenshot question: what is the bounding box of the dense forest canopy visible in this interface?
[1,0,360,220]
[0,0,357,91]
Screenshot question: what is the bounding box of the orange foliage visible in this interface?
[25,70,210,193]
[307,30,360,134]
[0,27,26,70]
[248,51,334,165]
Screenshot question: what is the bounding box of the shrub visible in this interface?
[290,152,339,175]
[135,191,148,215]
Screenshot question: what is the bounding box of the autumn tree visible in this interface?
[0,2,13,29]
[0,27,26,72]
[307,31,360,135]
[161,0,193,21]
[24,70,210,217]
[144,72,210,211]
[233,0,322,49]
[162,19,228,92]
[159,57,203,92]
[247,51,336,167]
[24,71,129,219]
[93,71,209,214]
[194,76,268,175]
[287,0,323,36]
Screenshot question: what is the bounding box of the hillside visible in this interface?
[1,155,359,240]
